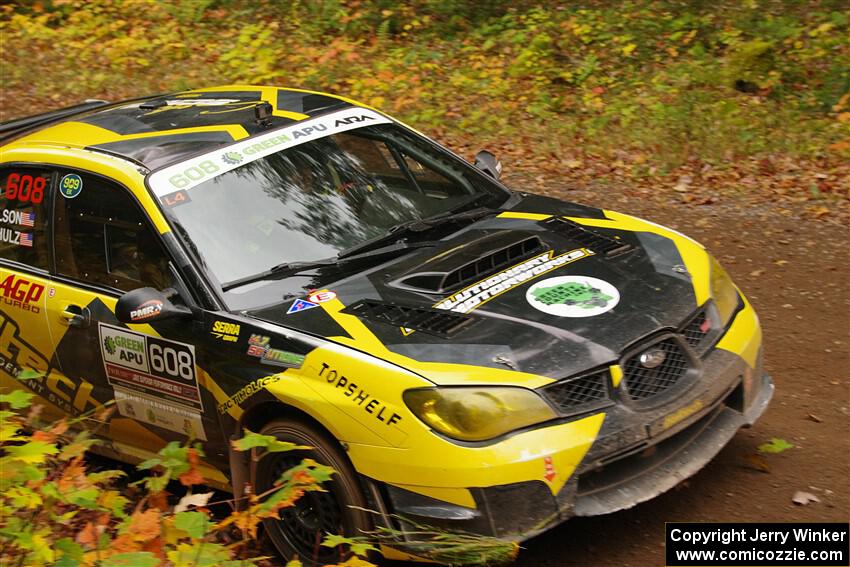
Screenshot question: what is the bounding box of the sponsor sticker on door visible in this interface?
[99,323,203,412]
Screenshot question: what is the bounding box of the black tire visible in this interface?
[254,419,372,566]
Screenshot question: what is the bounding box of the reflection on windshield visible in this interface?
[161,124,507,287]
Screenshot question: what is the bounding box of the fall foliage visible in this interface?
[0,0,846,220]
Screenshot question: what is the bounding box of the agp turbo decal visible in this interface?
[99,323,203,411]
[0,275,44,313]
[434,248,593,314]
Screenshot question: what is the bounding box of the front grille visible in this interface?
[541,370,611,415]
[341,299,478,338]
[682,310,710,348]
[622,338,690,401]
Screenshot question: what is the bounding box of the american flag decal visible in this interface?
[19,232,33,247]
[20,211,35,227]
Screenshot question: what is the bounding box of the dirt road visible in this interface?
[509,183,850,566]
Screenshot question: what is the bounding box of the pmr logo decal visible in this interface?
[526,276,620,317]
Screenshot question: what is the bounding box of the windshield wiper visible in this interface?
[338,199,499,259]
[221,240,438,292]
[222,194,498,291]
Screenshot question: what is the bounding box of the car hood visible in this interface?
[245,195,705,384]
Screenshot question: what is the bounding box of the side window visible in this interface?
[53,172,173,293]
[0,167,51,270]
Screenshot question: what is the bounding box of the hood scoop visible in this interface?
[342,299,479,338]
[540,217,632,257]
[393,233,546,294]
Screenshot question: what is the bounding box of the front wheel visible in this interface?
[253,418,372,566]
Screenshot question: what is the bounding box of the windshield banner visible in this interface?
[147,108,391,197]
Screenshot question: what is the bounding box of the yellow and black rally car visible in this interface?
[0,86,772,564]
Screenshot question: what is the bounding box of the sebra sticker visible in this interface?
[526,275,620,317]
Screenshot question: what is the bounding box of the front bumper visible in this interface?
[377,368,772,542]
[574,370,772,518]
[355,303,771,544]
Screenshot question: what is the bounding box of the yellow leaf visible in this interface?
[622,43,637,56]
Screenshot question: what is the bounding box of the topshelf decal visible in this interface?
[148,108,391,197]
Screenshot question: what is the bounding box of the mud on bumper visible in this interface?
[374,352,773,542]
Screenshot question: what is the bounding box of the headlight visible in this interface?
[709,255,739,327]
[403,387,557,442]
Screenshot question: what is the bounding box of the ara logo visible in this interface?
[287,298,319,315]
[334,114,375,127]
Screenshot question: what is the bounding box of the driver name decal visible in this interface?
[434,248,593,314]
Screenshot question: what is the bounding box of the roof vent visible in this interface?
[341,300,478,338]
[540,217,632,257]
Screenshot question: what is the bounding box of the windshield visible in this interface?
[147,108,509,306]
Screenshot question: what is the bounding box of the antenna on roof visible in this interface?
[254,102,273,127]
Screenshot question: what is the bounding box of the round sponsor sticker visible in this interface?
[526,275,620,317]
[308,290,337,304]
[59,174,83,199]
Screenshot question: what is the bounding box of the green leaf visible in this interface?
[0,390,34,409]
[758,437,794,454]
[6,485,42,508]
[100,552,160,567]
[167,542,233,566]
[88,469,127,484]
[28,533,55,563]
[59,431,97,460]
[322,533,377,557]
[55,537,84,565]
[136,473,170,494]
[65,487,100,508]
[173,511,212,539]
[6,440,59,463]
[231,430,310,453]
[16,369,45,381]
[55,554,81,567]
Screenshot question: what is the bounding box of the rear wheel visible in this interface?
[254,419,372,566]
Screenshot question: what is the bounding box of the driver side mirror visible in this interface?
[474,150,503,181]
[115,287,191,325]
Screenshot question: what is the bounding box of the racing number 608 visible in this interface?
[168,160,220,188]
[149,344,193,381]
[5,173,46,204]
